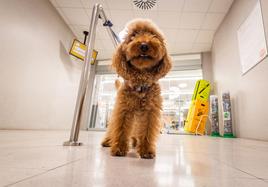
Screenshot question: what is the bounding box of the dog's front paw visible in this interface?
[101,137,111,147]
[137,144,155,159]
[138,146,156,159]
[140,151,155,159]
[111,145,128,157]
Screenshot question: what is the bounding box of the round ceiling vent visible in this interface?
[133,0,156,10]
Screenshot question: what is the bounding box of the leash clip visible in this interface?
[103,20,113,27]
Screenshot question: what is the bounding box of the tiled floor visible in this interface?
[0,130,268,187]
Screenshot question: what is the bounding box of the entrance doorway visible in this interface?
[88,69,202,133]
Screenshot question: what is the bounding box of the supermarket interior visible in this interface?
[0,0,268,186]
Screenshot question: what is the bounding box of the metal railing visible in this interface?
[63,4,120,146]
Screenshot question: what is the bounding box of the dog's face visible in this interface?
[112,19,172,81]
[124,30,165,70]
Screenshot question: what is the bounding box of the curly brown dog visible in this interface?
[101,19,172,159]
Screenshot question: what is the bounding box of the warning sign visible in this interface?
[69,39,98,64]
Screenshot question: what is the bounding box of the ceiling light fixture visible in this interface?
[133,0,156,10]
[179,83,187,88]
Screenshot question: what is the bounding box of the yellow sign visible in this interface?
[69,39,98,64]
[184,80,210,135]
[191,79,210,102]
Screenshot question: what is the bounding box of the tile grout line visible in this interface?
[4,156,88,187]
[199,150,268,182]
[213,157,267,181]
[169,150,261,180]
[232,167,268,181]
[234,167,263,180]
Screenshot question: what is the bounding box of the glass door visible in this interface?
[88,74,121,130]
[159,70,202,133]
[88,70,202,133]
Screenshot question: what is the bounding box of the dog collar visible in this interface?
[134,84,150,93]
[125,80,151,93]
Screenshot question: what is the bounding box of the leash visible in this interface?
[102,20,122,43]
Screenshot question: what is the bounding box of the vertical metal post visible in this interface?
[63,4,100,146]
[83,8,120,130]
[82,60,96,129]
[63,4,120,146]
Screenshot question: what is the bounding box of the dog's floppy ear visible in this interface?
[154,54,172,80]
[111,44,129,80]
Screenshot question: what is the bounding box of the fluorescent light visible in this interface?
[179,83,187,88]
[170,86,180,92]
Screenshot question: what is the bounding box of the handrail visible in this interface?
[63,4,119,146]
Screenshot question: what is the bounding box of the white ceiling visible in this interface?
[49,0,233,60]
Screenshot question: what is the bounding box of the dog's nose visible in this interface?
[140,43,149,52]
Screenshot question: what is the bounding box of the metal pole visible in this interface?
[63,4,100,146]
[83,7,120,131]
[63,4,120,146]
[98,9,120,47]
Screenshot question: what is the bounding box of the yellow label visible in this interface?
[69,39,98,64]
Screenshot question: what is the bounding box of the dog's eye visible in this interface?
[130,32,138,40]
[133,31,140,37]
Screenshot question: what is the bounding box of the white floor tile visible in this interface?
[0,146,90,170]
[8,167,267,187]
[0,168,45,186]
[0,130,268,187]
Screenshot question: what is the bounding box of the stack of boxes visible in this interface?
[184,80,210,135]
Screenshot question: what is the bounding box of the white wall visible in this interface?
[201,52,213,134]
[0,0,82,129]
[212,0,268,141]
[202,52,213,89]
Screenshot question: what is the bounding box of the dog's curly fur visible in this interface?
[101,19,172,159]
